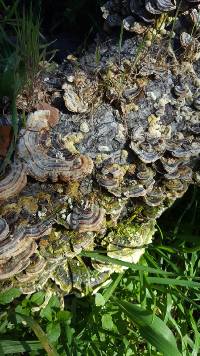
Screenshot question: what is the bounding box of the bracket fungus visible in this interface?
[101,0,200,34]
[1,13,200,297]
[0,218,52,280]
[0,161,27,202]
[68,203,106,233]
[17,110,94,182]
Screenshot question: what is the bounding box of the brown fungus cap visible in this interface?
[0,161,27,203]
[17,110,94,182]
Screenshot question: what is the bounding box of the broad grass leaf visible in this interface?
[15,304,30,323]
[189,310,200,356]
[64,325,75,347]
[132,276,200,288]
[0,288,21,304]
[0,340,42,354]
[56,311,74,347]
[116,300,181,356]
[81,252,174,275]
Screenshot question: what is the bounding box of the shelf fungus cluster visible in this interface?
[1,29,200,297]
[101,0,200,33]
[101,0,200,59]
[0,218,52,280]
[17,110,93,182]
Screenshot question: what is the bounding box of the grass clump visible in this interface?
[0,1,46,99]
[0,1,47,173]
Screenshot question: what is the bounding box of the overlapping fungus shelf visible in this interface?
[1,16,200,296]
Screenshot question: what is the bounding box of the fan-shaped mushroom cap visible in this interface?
[144,186,165,206]
[0,218,52,280]
[130,140,166,163]
[102,0,199,33]
[160,156,188,173]
[97,163,126,195]
[0,220,52,260]
[16,255,47,283]
[62,83,88,113]
[18,112,94,182]
[0,161,27,202]
[164,165,193,181]
[0,218,9,242]
[26,110,51,131]
[69,203,106,233]
[165,179,188,199]
[62,71,100,114]
[122,179,153,198]
[0,241,37,280]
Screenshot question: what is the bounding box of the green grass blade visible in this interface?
[132,277,200,288]
[0,0,19,23]
[116,300,181,356]
[0,340,42,354]
[102,273,123,303]
[189,310,200,356]
[153,249,180,274]
[172,288,200,310]
[81,252,174,275]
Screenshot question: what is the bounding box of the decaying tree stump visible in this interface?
[1,3,200,296]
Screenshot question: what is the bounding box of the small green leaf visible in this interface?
[0,288,21,304]
[95,293,105,307]
[31,291,45,305]
[101,314,114,330]
[40,305,52,321]
[48,295,60,309]
[46,322,61,344]
[15,305,30,323]
[116,300,181,356]
[57,310,72,323]
[65,325,75,347]
[40,295,60,321]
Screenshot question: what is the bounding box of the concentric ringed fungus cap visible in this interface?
[17,110,94,182]
[0,161,27,202]
[69,202,106,233]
